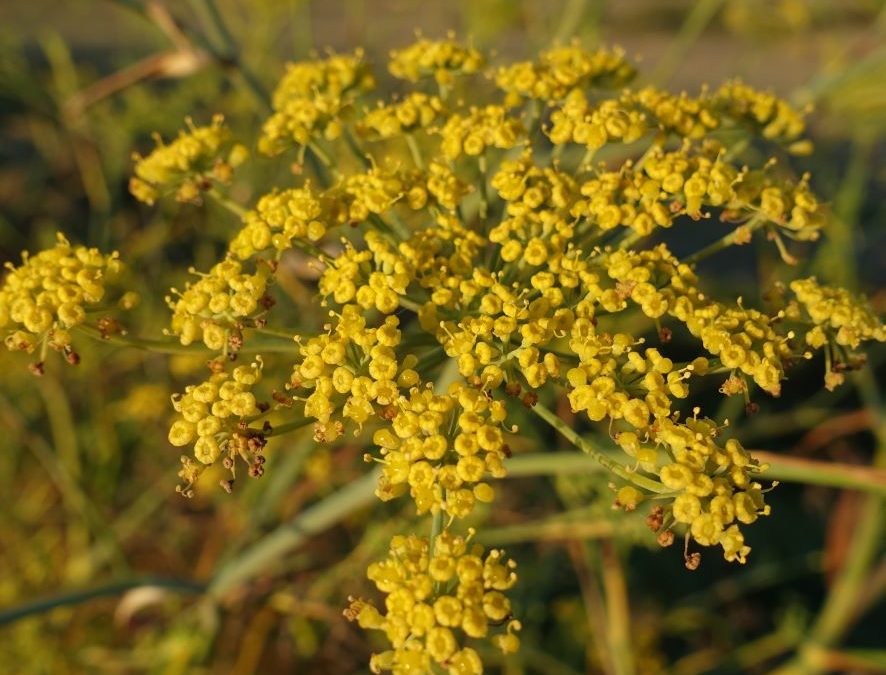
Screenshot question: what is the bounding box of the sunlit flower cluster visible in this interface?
[359,93,446,139]
[258,50,375,155]
[0,232,129,368]
[169,357,269,496]
[166,259,273,352]
[129,115,247,205]
[791,277,885,349]
[370,382,508,518]
[495,43,634,103]
[70,35,885,671]
[644,417,770,563]
[388,35,484,86]
[789,277,885,390]
[713,80,808,147]
[229,185,332,260]
[345,531,520,674]
[544,80,810,157]
[436,105,525,160]
[286,306,414,437]
[1,33,880,672]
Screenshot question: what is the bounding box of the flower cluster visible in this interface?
[436,105,525,160]
[130,115,247,205]
[286,306,418,442]
[169,357,269,495]
[359,93,446,139]
[106,37,885,672]
[547,90,649,151]
[544,81,809,157]
[423,162,472,211]
[0,232,129,368]
[0,36,886,674]
[333,166,415,222]
[566,144,824,243]
[166,259,273,352]
[229,185,332,260]
[790,277,885,390]
[495,43,634,103]
[791,277,885,349]
[318,233,413,312]
[258,50,375,155]
[388,35,484,86]
[345,531,520,674]
[647,418,769,564]
[371,383,508,518]
[630,86,721,140]
[713,80,807,147]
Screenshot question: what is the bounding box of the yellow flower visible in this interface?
[123,38,886,673]
[169,358,270,494]
[388,35,484,86]
[496,43,634,102]
[130,115,245,204]
[258,50,374,155]
[347,531,519,671]
[0,232,126,365]
[166,258,272,352]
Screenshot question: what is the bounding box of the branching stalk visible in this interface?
[531,403,671,494]
[682,215,767,265]
[207,186,247,218]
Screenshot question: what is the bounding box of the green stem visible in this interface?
[265,417,314,437]
[523,99,543,140]
[292,238,330,262]
[76,325,206,354]
[208,469,380,597]
[399,296,422,313]
[616,229,646,251]
[481,515,618,546]
[478,154,489,221]
[682,215,766,265]
[429,506,444,581]
[251,326,296,340]
[753,450,886,496]
[304,141,336,188]
[308,141,334,169]
[343,126,372,170]
[505,450,886,496]
[405,133,425,170]
[75,325,300,355]
[530,404,671,494]
[0,577,204,626]
[207,187,247,218]
[505,451,608,477]
[578,146,597,171]
[553,0,589,44]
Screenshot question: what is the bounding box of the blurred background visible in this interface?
[0,1,884,673]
